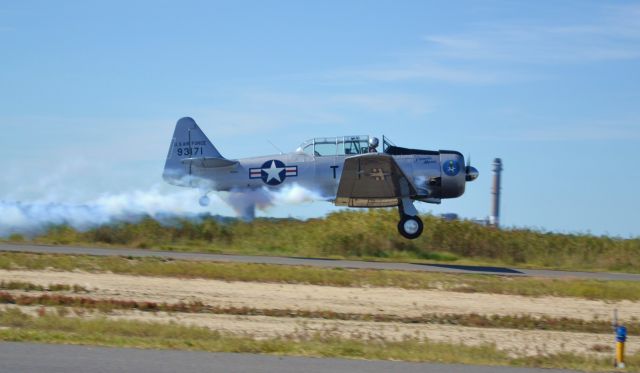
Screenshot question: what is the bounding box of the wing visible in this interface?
[335,153,417,207]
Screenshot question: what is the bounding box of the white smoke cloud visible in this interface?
[271,184,323,205]
[0,183,322,237]
[220,183,323,221]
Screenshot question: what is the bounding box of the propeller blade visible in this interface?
[465,154,479,182]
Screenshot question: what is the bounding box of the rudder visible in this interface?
[163,117,225,185]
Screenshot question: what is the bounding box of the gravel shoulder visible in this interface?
[4,305,633,358]
[1,269,638,321]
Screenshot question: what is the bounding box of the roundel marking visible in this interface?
[261,160,287,185]
[443,159,460,176]
[249,160,298,185]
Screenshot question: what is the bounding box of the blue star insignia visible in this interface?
[263,160,285,184]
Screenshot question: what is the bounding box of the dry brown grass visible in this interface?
[0,290,635,334]
[2,252,640,301]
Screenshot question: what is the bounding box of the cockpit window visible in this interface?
[297,136,371,156]
[343,136,369,155]
[314,141,337,156]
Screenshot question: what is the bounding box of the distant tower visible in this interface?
[490,158,503,228]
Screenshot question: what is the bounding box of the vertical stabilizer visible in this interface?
[163,117,225,186]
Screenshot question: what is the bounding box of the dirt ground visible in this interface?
[1,269,638,321]
[1,269,637,358]
[3,304,633,358]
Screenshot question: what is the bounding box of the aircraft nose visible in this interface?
[465,166,479,182]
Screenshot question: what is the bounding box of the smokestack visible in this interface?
[490,158,502,228]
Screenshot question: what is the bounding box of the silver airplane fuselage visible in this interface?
[163,117,478,239]
[188,151,466,202]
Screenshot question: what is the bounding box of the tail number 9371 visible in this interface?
[177,147,203,156]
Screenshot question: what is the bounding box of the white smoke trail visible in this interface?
[0,183,323,236]
[0,186,216,237]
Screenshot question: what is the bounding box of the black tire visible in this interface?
[397,215,423,239]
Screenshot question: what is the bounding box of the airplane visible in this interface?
[163,117,479,239]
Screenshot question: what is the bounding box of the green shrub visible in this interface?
[30,210,640,272]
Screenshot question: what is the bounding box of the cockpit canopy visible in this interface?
[296,136,375,156]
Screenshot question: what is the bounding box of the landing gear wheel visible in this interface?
[397,215,423,239]
[199,195,210,207]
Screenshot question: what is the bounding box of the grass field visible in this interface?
[0,308,636,372]
[6,210,639,273]
[3,252,640,301]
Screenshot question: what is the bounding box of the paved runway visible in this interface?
[0,342,581,373]
[2,243,639,281]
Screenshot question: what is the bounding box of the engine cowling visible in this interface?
[439,150,466,198]
[410,149,479,202]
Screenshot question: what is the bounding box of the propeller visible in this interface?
[465,154,479,182]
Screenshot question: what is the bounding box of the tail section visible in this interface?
[163,117,233,186]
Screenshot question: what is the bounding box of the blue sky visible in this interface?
[1,1,639,237]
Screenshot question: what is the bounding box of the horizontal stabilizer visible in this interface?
[180,157,238,168]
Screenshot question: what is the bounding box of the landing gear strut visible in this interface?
[397,198,423,239]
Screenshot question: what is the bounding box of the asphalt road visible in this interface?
[2,243,640,281]
[0,342,581,373]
